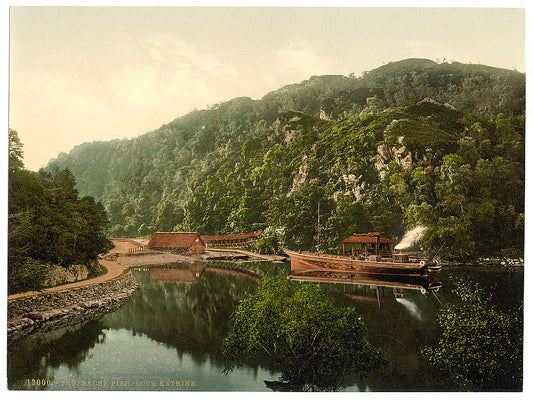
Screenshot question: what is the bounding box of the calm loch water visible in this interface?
[7,261,523,391]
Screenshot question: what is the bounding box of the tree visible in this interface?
[8,131,113,293]
[222,276,385,391]
[422,279,522,391]
[42,61,525,259]
[8,129,24,173]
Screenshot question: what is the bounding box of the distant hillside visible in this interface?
[46,59,525,260]
[259,58,524,120]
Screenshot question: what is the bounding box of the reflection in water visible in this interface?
[287,268,446,391]
[142,260,278,284]
[104,263,260,367]
[7,261,285,391]
[7,320,108,389]
[288,269,441,308]
[148,261,204,283]
[395,298,423,321]
[7,261,523,392]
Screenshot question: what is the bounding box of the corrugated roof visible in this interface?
[148,232,204,248]
[341,232,394,244]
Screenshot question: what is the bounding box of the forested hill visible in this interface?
[46,59,525,260]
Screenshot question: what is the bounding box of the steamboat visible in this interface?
[283,232,441,276]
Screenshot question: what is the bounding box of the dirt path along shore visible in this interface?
[7,239,136,300]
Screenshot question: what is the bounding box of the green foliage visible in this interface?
[222,276,385,391]
[9,129,25,173]
[44,59,524,260]
[252,236,279,255]
[7,256,49,295]
[422,280,523,391]
[8,133,113,294]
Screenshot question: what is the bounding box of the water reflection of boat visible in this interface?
[204,265,261,282]
[284,232,441,276]
[288,270,441,307]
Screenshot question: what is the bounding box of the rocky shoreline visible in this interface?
[7,246,281,341]
[7,271,139,341]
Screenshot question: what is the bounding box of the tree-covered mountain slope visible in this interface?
[46,59,525,260]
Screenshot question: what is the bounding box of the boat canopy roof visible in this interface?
[341,232,394,244]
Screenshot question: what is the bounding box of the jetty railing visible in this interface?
[128,245,146,254]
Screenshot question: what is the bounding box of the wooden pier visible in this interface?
[200,231,262,249]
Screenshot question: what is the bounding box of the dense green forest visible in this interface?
[46,59,525,260]
[8,129,112,294]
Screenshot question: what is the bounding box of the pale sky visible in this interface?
[8,5,526,171]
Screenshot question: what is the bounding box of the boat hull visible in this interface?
[284,248,438,276]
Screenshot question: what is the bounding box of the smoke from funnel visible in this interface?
[394,225,426,250]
